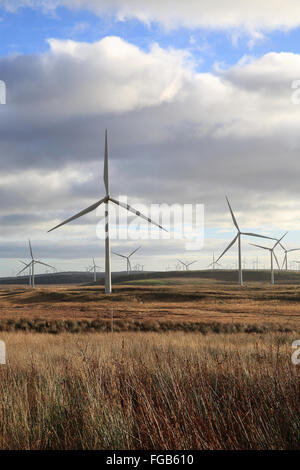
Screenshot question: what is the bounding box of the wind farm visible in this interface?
[1,0,300,453]
[0,133,299,454]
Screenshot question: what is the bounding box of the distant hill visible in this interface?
[1,269,300,286]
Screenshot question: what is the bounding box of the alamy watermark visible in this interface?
[95,197,204,251]
[0,80,6,105]
[0,341,6,365]
[291,340,300,365]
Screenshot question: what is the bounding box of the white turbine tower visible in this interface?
[216,197,275,286]
[48,130,166,294]
[279,241,300,270]
[89,258,102,282]
[177,259,198,271]
[249,233,287,285]
[17,240,54,288]
[112,246,141,275]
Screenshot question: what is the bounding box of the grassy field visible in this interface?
[0,279,299,450]
[0,280,299,332]
[0,331,299,450]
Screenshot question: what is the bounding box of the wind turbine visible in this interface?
[177,259,198,271]
[216,197,275,286]
[293,260,300,271]
[207,252,221,270]
[279,241,300,270]
[48,130,166,294]
[249,232,287,284]
[89,258,102,282]
[17,240,55,288]
[112,246,141,275]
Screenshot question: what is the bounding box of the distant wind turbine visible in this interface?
[18,260,32,286]
[17,240,54,288]
[207,252,221,270]
[89,258,102,282]
[250,232,287,284]
[112,246,141,274]
[48,130,166,294]
[293,260,300,270]
[278,241,300,270]
[216,196,275,286]
[177,259,198,271]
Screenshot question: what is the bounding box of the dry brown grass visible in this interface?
[0,282,300,329]
[0,331,299,450]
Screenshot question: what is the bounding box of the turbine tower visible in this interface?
[112,246,141,275]
[89,258,102,282]
[250,233,287,284]
[216,197,275,286]
[279,241,300,270]
[17,240,54,288]
[48,130,166,294]
[177,259,198,271]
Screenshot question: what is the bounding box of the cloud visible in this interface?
[3,0,300,33]
[1,36,300,269]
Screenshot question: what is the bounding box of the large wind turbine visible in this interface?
[89,258,102,282]
[112,246,141,275]
[48,130,166,294]
[177,259,198,271]
[17,240,55,288]
[250,233,287,284]
[216,197,275,286]
[278,241,300,270]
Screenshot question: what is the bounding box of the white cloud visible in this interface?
[2,0,300,33]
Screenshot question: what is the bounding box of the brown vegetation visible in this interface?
[0,331,299,450]
[0,281,299,330]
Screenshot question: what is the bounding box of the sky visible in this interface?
[2,1,300,275]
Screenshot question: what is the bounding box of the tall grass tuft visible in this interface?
[0,332,299,450]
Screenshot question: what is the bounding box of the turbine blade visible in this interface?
[281,253,286,269]
[48,198,106,233]
[36,261,55,269]
[18,260,27,266]
[249,243,270,251]
[273,231,288,248]
[288,248,300,252]
[273,251,280,270]
[29,240,33,259]
[187,261,198,266]
[225,196,239,231]
[129,246,141,258]
[216,234,239,263]
[109,197,168,232]
[104,129,109,196]
[112,251,127,259]
[17,261,32,276]
[279,242,286,251]
[242,232,275,240]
